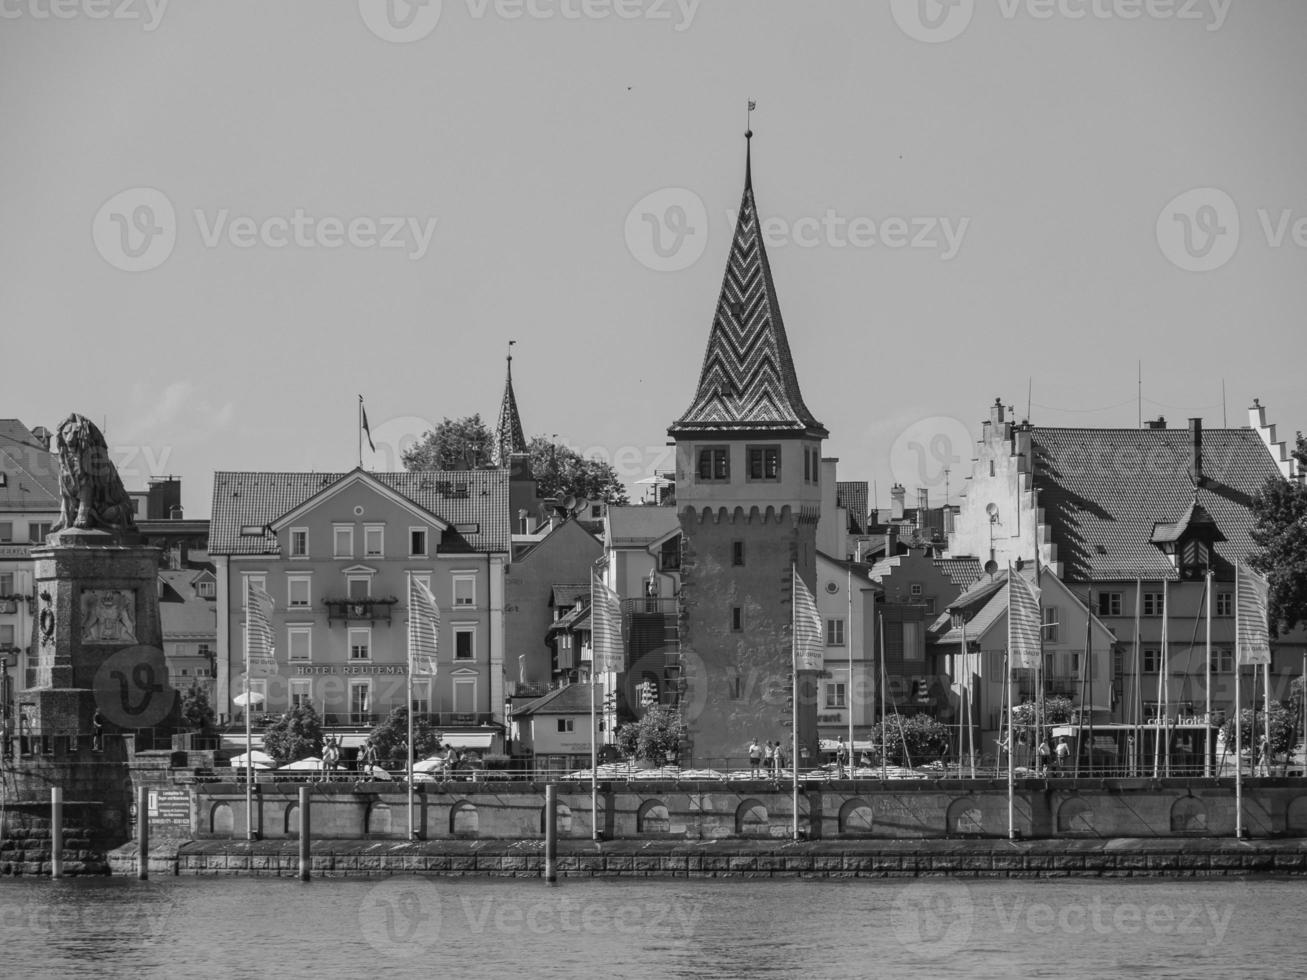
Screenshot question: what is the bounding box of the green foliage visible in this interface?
[870,713,951,766]
[614,705,686,767]
[1249,438,1307,636]
[1009,696,1076,737]
[1219,701,1296,757]
[367,706,443,767]
[402,414,494,470]
[179,682,215,732]
[526,436,629,505]
[262,702,324,765]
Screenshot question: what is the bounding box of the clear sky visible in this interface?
[3,0,1305,518]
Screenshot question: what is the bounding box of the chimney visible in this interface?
[916,489,929,532]
[1145,416,1167,430]
[890,484,906,521]
[30,426,51,450]
[990,397,1005,427]
[944,505,955,537]
[1189,417,1204,486]
[885,524,899,557]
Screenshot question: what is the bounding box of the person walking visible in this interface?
[322,735,340,780]
[763,740,775,773]
[1055,736,1071,773]
[748,738,762,773]
[835,736,849,778]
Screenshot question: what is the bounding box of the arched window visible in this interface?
[451,801,479,836]
[638,800,671,835]
[735,799,768,837]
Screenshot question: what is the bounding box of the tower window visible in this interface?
[747,446,780,481]
[731,606,744,632]
[697,447,729,482]
[732,541,745,566]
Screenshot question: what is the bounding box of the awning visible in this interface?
[441,733,495,750]
[336,735,371,749]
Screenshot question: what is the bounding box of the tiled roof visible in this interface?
[933,557,982,589]
[836,481,870,533]
[0,420,59,511]
[493,354,527,467]
[1031,427,1280,581]
[209,469,510,556]
[513,682,598,717]
[158,567,218,638]
[605,505,680,548]
[551,584,588,608]
[668,141,827,438]
[929,567,1028,647]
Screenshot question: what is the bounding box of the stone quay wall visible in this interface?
[190,776,1307,842]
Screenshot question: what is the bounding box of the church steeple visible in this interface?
[669,131,827,439]
[493,341,526,467]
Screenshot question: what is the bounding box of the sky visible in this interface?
[3,0,1306,519]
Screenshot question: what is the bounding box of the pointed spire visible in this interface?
[669,131,827,439]
[493,341,526,467]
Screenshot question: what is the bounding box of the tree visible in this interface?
[1219,701,1296,759]
[263,702,324,765]
[1249,433,1307,636]
[614,705,686,767]
[870,713,951,766]
[179,683,215,732]
[367,706,442,768]
[526,436,629,505]
[1010,696,1076,741]
[402,415,494,470]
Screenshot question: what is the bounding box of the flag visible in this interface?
[748,100,756,111]
[246,581,278,676]
[1236,562,1272,666]
[590,568,625,674]
[409,575,441,676]
[360,395,376,453]
[792,570,824,672]
[1007,566,1042,670]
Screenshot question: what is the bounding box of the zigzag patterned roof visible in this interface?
[493,352,526,466]
[669,139,827,438]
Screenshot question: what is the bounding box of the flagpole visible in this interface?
[1235,562,1243,837]
[244,579,253,841]
[1204,570,1213,776]
[1133,579,1142,774]
[590,568,598,842]
[846,561,854,775]
[790,564,798,841]
[879,613,887,781]
[407,574,416,840]
[1006,563,1015,839]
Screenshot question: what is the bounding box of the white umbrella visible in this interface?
[413,757,447,773]
[232,692,265,708]
[279,756,324,771]
[358,764,393,780]
[230,750,274,768]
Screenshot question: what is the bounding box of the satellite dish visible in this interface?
[983,559,998,576]
[985,502,999,518]
[563,495,577,513]
[572,497,590,517]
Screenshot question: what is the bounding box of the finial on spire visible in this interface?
[744,100,755,189]
[506,338,516,364]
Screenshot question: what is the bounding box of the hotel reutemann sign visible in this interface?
[293,664,412,675]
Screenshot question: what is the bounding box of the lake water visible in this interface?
[1,874,1304,979]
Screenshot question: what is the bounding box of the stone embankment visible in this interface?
[107,837,1307,879]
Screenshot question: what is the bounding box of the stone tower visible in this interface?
[668,133,828,768]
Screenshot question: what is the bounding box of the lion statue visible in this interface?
[49,414,137,536]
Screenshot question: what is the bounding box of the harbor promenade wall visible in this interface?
[190,777,1307,842]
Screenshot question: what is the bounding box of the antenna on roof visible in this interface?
[1222,378,1228,428]
[1137,361,1142,429]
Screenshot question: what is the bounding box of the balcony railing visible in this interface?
[323,597,398,626]
[320,711,497,729]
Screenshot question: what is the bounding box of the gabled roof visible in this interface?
[605,505,680,549]
[0,420,59,511]
[551,583,589,608]
[158,568,218,638]
[493,350,527,467]
[210,469,509,556]
[934,557,982,589]
[513,682,598,717]
[836,481,870,534]
[668,138,827,439]
[929,566,1032,647]
[1031,427,1280,581]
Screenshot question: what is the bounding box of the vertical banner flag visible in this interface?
[360,394,376,453]
[591,568,625,674]
[409,576,441,676]
[793,572,824,672]
[1237,562,1272,666]
[246,581,278,675]
[1007,565,1042,670]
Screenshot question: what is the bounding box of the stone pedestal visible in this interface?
[27,528,175,739]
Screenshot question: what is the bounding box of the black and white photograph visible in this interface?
[3,2,1307,977]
